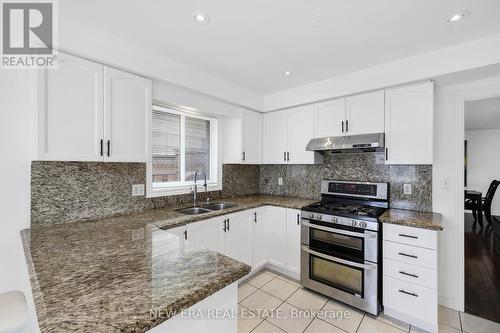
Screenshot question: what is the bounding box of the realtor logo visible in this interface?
[1,0,58,68]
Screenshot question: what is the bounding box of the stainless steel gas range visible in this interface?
[300,180,388,315]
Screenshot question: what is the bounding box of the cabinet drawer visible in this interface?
[383,276,437,325]
[383,223,437,250]
[383,241,437,269]
[384,258,437,289]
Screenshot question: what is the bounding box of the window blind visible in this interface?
[185,116,210,181]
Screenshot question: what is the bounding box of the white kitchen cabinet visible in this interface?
[36,53,104,161]
[263,110,288,164]
[224,211,253,266]
[286,209,301,275]
[252,207,268,269]
[287,105,318,164]
[346,91,385,136]
[186,217,225,253]
[314,98,346,138]
[266,206,287,268]
[104,67,152,162]
[241,110,262,164]
[36,52,152,162]
[263,106,322,164]
[383,223,439,333]
[384,81,434,164]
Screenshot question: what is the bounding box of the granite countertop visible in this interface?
[21,195,315,333]
[379,209,444,231]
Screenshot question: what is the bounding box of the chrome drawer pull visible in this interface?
[399,289,418,297]
[398,233,418,239]
[399,271,419,278]
[398,252,418,259]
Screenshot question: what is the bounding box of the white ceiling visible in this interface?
[465,97,500,130]
[61,0,500,94]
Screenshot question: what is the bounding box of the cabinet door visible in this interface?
[242,110,262,164]
[37,52,104,161]
[224,211,253,265]
[266,206,287,268]
[314,98,346,138]
[104,67,152,162]
[263,110,287,164]
[286,209,301,274]
[385,82,433,164]
[346,91,385,136]
[252,207,268,269]
[287,105,316,164]
[186,218,224,253]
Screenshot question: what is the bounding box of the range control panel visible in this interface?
[321,180,388,200]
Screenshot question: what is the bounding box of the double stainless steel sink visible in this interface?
[176,202,238,215]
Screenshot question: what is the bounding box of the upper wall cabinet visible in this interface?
[263,106,322,164]
[36,53,105,161]
[346,91,385,136]
[36,52,152,162]
[221,110,262,164]
[103,67,152,162]
[241,110,262,164]
[314,98,346,138]
[263,110,288,164]
[384,82,433,165]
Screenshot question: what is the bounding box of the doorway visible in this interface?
[463,96,500,322]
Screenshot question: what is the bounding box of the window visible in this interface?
[148,104,219,197]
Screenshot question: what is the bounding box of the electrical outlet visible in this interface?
[403,184,412,195]
[278,177,283,186]
[132,184,145,196]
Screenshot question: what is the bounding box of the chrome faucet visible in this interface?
[193,170,208,207]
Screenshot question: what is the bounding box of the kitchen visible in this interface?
[2,1,500,333]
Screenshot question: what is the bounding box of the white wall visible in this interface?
[264,33,500,111]
[0,71,39,331]
[465,129,500,215]
[433,76,500,311]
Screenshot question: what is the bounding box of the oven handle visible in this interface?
[301,245,377,270]
[301,221,377,239]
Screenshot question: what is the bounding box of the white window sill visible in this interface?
[146,183,222,198]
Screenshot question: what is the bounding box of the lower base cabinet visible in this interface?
[286,209,301,275]
[266,206,287,268]
[382,224,439,333]
[252,207,268,269]
[224,210,253,266]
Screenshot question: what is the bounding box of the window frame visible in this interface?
[146,103,221,198]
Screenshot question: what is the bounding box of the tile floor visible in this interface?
[238,269,500,333]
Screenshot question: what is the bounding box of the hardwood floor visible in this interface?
[465,213,500,323]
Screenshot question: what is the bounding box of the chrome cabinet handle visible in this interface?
[398,252,418,259]
[183,230,188,240]
[297,214,300,225]
[301,245,377,270]
[100,139,104,156]
[287,152,290,162]
[254,212,257,223]
[346,120,349,132]
[227,218,230,231]
[242,151,246,162]
[399,271,418,278]
[106,140,110,157]
[399,289,418,297]
[398,233,418,239]
[342,121,344,133]
[284,152,286,161]
[301,221,377,239]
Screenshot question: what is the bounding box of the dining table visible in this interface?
[465,189,483,226]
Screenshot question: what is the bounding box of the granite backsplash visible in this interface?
[31,153,431,226]
[31,162,260,227]
[260,152,432,212]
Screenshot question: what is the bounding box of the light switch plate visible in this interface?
[132,184,145,196]
[278,177,283,186]
[403,184,412,195]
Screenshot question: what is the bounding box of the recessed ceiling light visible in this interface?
[284,71,292,76]
[447,11,470,23]
[194,12,210,25]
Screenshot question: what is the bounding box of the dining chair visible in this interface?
[482,180,500,226]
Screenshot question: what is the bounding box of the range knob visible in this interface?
[359,221,367,228]
[316,214,323,221]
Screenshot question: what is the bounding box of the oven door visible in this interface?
[301,245,379,315]
[301,220,378,263]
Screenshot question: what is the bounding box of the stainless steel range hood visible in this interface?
[306,133,385,153]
